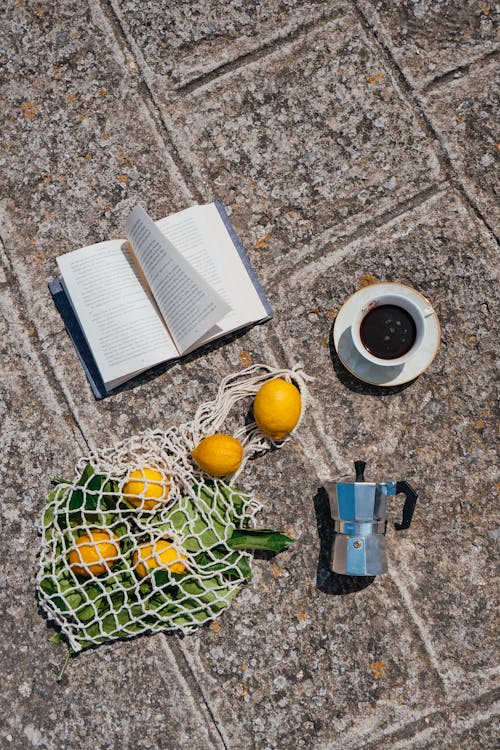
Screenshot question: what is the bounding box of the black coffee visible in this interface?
[360,304,417,359]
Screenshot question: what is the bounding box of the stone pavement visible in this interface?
[0,1,498,748]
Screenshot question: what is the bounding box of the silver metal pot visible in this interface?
[326,461,418,576]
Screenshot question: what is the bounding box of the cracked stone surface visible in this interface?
[358,0,499,89]
[270,188,499,698]
[0,0,498,748]
[424,56,500,236]
[158,9,443,256]
[114,0,334,88]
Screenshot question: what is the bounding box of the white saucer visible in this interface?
[333,283,441,386]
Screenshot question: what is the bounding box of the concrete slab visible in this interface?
[362,692,499,749]
[149,9,443,258]
[113,0,335,88]
[357,0,499,90]
[423,56,500,236]
[271,188,498,697]
[0,0,497,748]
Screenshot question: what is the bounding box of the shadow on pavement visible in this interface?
[328,320,416,396]
[313,486,375,595]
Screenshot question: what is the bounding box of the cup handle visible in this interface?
[394,481,418,531]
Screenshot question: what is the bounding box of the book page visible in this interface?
[154,203,269,347]
[56,240,178,388]
[126,205,230,353]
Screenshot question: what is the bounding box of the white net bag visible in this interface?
[37,364,310,653]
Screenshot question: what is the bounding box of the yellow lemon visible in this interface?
[133,539,188,579]
[68,529,120,578]
[122,467,170,510]
[253,378,301,441]
[191,434,243,476]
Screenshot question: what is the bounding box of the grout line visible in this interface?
[422,48,500,93]
[97,0,344,203]
[388,567,450,696]
[338,706,444,750]
[167,637,230,750]
[96,0,203,203]
[317,668,500,750]
[327,182,447,245]
[175,6,341,96]
[353,1,500,245]
[0,235,92,454]
[275,182,448,288]
[353,687,500,750]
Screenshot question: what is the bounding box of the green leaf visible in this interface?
[85,494,99,512]
[121,621,146,633]
[75,604,96,622]
[94,595,112,614]
[83,582,104,600]
[152,569,170,587]
[128,604,146,619]
[63,592,83,610]
[79,464,96,484]
[179,580,205,597]
[171,612,198,627]
[157,602,178,618]
[227,529,293,553]
[232,555,252,579]
[182,536,201,553]
[102,613,117,633]
[68,489,85,511]
[164,493,228,551]
[52,595,69,613]
[116,608,131,625]
[49,632,66,644]
[194,549,252,580]
[43,505,55,528]
[179,577,228,607]
[63,465,118,515]
[189,608,212,623]
[39,577,56,596]
[83,622,101,638]
[218,482,247,516]
[166,509,190,533]
[113,522,129,538]
[58,576,73,593]
[109,591,125,610]
[194,525,222,549]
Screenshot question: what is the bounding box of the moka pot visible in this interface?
[328,461,418,576]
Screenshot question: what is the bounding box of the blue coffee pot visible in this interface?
[327,461,418,576]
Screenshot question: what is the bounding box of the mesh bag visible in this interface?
[37,364,310,652]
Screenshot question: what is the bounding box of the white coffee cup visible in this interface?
[351,291,426,367]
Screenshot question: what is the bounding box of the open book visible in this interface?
[49,201,272,398]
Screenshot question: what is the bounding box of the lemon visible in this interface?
[191,434,243,476]
[253,378,301,440]
[133,539,188,579]
[122,467,170,510]
[68,529,120,578]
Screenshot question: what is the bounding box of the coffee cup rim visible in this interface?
[351,291,426,366]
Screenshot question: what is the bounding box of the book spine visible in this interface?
[48,278,108,399]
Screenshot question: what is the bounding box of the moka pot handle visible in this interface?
[394,481,418,531]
